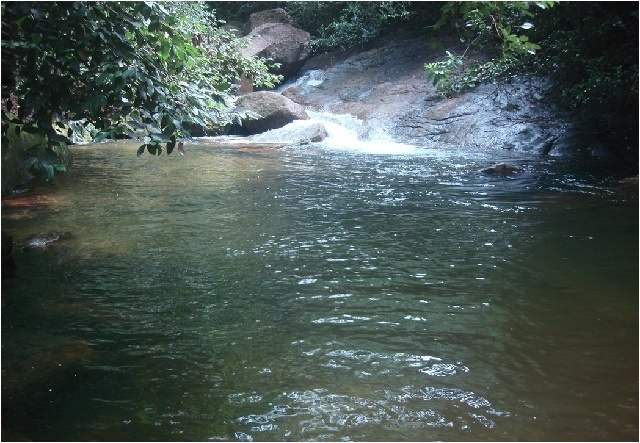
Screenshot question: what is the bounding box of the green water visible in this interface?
[2,141,637,441]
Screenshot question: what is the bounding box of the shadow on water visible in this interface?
[1,140,637,441]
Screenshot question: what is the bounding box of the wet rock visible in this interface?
[280,33,570,155]
[240,10,311,80]
[482,164,525,175]
[248,120,328,145]
[24,231,74,250]
[235,91,309,135]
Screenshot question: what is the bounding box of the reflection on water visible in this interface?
[2,141,637,441]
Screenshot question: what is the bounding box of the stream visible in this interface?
[1,128,638,441]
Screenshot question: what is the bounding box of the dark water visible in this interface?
[2,140,638,441]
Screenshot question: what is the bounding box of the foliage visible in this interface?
[424,1,555,96]
[424,0,638,141]
[213,1,415,54]
[302,2,413,53]
[530,2,638,117]
[1,1,281,181]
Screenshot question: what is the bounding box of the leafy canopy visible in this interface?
[1,1,281,179]
[424,1,556,96]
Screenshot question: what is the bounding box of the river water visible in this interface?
[1,136,637,441]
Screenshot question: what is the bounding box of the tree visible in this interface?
[1,1,282,180]
[424,1,556,96]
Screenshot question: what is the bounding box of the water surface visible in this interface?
[2,140,637,441]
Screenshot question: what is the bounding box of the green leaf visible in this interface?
[93,131,110,143]
[19,157,38,170]
[50,133,71,144]
[123,67,136,78]
[137,144,146,157]
[42,162,55,181]
[21,125,41,134]
[160,40,171,60]
[215,82,231,92]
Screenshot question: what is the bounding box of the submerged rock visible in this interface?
[24,231,74,250]
[235,91,309,135]
[482,164,525,175]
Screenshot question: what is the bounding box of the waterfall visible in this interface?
[258,69,418,155]
[306,110,417,155]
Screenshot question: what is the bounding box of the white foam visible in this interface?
[307,111,417,155]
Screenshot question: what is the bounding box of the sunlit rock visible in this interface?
[235,91,309,135]
[248,120,328,145]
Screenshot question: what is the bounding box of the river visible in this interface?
[1,136,637,441]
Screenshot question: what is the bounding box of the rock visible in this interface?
[280,33,570,155]
[617,175,639,192]
[482,164,525,175]
[235,91,309,135]
[248,120,328,145]
[247,8,292,31]
[24,231,74,250]
[241,16,311,80]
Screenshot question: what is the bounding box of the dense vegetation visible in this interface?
[1,1,280,179]
[2,1,637,184]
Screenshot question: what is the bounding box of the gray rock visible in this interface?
[280,33,570,155]
[248,121,328,145]
[241,22,311,80]
[482,164,525,175]
[235,91,309,135]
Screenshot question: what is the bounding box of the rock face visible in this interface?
[241,9,311,80]
[278,33,582,156]
[235,91,309,135]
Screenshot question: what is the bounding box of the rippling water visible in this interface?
[2,140,637,441]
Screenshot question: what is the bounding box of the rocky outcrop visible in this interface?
[277,33,581,156]
[235,91,309,135]
[241,9,311,80]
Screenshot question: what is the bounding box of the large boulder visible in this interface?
[241,9,311,80]
[235,91,309,135]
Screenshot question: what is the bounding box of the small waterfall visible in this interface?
[244,68,418,154]
[275,69,326,94]
[306,110,417,155]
